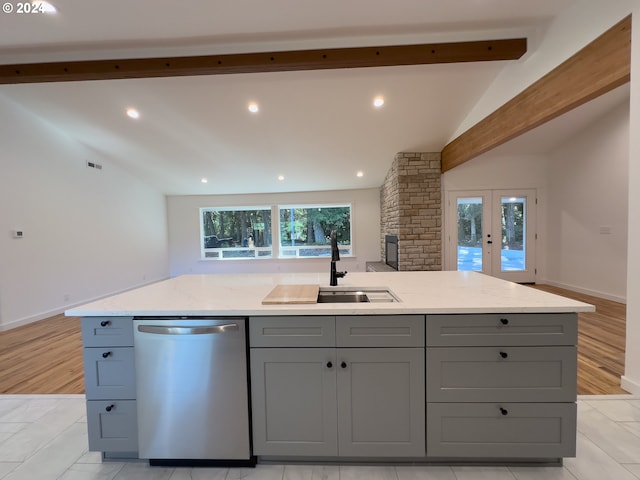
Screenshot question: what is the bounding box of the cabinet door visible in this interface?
[83,347,136,400]
[337,348,425,457]
[86,400,138,452]
[250,348,338,456]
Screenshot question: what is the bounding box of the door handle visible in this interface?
[137,324,239,335]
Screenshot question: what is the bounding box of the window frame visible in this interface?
[199,203,355,261]
[199,205,274,260]
[277,203,354,259]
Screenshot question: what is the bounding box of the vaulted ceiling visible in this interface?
[1,0,626,195]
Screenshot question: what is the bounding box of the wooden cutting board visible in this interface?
[262,284,320,304]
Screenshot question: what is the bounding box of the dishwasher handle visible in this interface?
[137,324,239,335]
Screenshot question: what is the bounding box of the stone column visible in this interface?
[380,152,442,271]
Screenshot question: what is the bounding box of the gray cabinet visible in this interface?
[336,315,424,347]
[337,347,425,457]
[427,402,577,459]
[86,400,138,452]
[426,346,577,402]
[249,316,335,348]
[249,315,425,458]
[250,348,338,456]
[81,317,137,455]
[82,317,134,347]
[83,347,136,400]
[425,313,578,459]
[426,313,577,346]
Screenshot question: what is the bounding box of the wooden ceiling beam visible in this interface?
[441,15,631,173]
[0,38,526,85]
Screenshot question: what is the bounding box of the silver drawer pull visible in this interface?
[138,324,239,335]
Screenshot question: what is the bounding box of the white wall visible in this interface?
[0,95,169,330]
[544,101,629,302]
[452,0,635,141]
[622,3,640,394]
[167,188,380,277]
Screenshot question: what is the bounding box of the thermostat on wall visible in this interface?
[13,230,24,238]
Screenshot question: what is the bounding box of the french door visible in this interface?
[447,189,536,283]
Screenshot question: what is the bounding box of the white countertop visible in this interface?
[65,271,594,317]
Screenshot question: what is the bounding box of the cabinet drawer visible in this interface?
[336,315,425,347]
[83,347,136,400]
[86,400,138,452]
[82,317,134,347]
[426,346,576,402]
[426,402,576,459]
[426,313,577,346]
[249,316,335,347]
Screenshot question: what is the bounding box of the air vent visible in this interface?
[86,161,103,170]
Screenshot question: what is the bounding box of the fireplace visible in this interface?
[385,235,399,271]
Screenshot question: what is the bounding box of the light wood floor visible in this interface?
[0,314,84,394]
[531,285,628,395]
[0,286,627,395]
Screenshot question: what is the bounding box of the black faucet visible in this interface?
[330,230,347,286]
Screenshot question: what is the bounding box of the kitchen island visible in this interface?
[67,271,594,465]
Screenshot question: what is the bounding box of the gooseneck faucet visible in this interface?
[330,230,347,286]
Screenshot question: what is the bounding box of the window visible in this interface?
[201,207,272,259]
[279,204,352,258]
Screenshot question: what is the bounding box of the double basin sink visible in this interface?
[316,287,399,303]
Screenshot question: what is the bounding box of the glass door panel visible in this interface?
[448,189,536,283]
[456,197,484,271]
[500,196,526,272]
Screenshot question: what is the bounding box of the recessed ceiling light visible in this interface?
[201,178,208,184]
[277,175,285,181]
[356,171,364,178]
[248,102,259,113]
[373,96,385,108]
[126,108,140,119]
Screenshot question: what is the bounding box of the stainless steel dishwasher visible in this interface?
[133,317,254,466]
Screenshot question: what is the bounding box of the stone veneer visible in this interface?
[380,152,442,271]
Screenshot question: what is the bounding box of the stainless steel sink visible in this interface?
[317,291,370,303]
[317,287,399,303]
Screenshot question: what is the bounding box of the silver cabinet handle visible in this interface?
[137,324,239,335]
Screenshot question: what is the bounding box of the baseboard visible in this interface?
[0,307,67,332]
[0,394,86,399]
[621,376,640,395]
[539,279,626,304]
[0,276,170,332]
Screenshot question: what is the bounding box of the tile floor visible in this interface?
[0,395,639,480]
